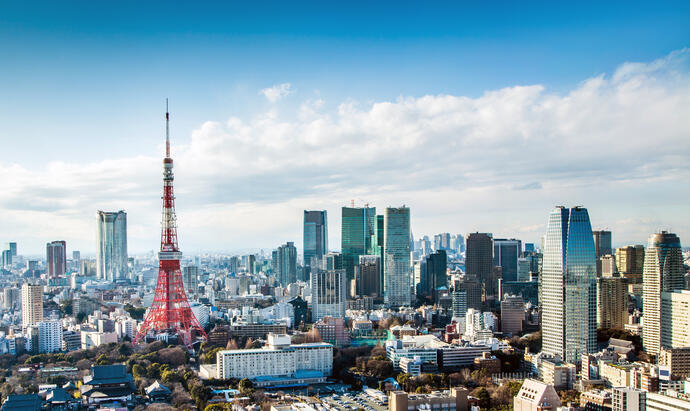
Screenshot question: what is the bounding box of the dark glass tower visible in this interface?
[341,206,376,282]
[303,210,328,279]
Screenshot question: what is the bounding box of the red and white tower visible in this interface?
[134,101,207,350]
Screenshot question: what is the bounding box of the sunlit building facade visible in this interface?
[97,210,128,281]
[384,206,411,307]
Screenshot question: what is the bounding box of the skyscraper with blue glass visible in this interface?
[303,210,328,279]
[383,206,411,307]
[541,206,597,364]
[341,206,377,283]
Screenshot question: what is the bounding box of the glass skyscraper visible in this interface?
[97,210,128,282]
[541,206,597,365]
[493,238,522,283]
[303,210,328,279]
[383,206,411,307]
[341,206,377,282]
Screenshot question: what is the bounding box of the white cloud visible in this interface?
[1,50,689,254]
[259,83,294,102]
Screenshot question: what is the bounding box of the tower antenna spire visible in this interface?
[165,98,170,158]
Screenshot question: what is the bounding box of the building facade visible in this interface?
[616,245,645,284]
[341,206,377,283]
[97,210,128,281]
[493,238,521,283]
[311,269,346,321]
[660,290,690,349]
[465,233,495,302]
[46,240,67,277]
[276,242,298,286]
[642,231,685,356]
[21,284,43,327]
[541,206,597,365]
[383,207,411,307]
[597,276,628,329]
[303,210,328,279]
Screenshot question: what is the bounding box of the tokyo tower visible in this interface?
[134,101,207,350]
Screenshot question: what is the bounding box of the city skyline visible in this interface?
[1,3,689,254]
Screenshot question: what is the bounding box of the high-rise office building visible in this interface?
[311,269,346,321]
[97,210,128,281]
[183,266,199,297]
[493,238,521,283]
[21,283,43,326]
[276,242,297,286]
[354,255,381,298]
[616,245,645,284]
[341,206,377,282]
[46,240,67,277]
[593,230,612,258]
[423,250,447,303]
[597,277,628,329]
[642,231,685,356]
[660,290,690,349]
[541,206,597,364]
[501,295,525,335]
[383,206,411,307]
[465,233,495,301]
[3,287,20,310]
[303,210,328,278]
[451,289,467,319]
[434,233,451,251]
[321,252,343,271]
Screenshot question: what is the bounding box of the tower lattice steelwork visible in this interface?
[134,101,207,350]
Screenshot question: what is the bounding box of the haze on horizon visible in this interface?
[0,2,689,255]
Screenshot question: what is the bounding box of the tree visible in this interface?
[133,364,147,379]
[162,370,181,384]
[238,378,254,393]
[471,387,490,409]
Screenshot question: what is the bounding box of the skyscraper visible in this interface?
[311,268,346,321]
[46,240,67,277]
[303,210,328,278]
[541,206,597,364]
[97,210,128,281]
[493,238,522,283]
[660,290,690,349]
[592,230,612,258]
[21,283,43,326]
[341,206,377,282]
[276,242,297,286]
[383,206,411,307]
[597,277,628,329]
[465,233,495,302]
[423,250,447,303]
[183,266,199,297]
[615,245,645,283]
[642,231,685,356]
[354,255,381,298]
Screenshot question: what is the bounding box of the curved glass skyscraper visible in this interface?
[541,206,597,364]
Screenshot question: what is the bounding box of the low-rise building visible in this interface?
[513,379,561,411]
[658,347,690,380]
[389,388,469,411]
[399,356,423,376]
[540,359,576,390]
[313,316,350,347]
[612,387,646,411]
[80,365,136,407]
[473,352,501,375]
[580,389,612,411]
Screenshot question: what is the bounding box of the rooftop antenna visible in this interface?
[165,98,170,158]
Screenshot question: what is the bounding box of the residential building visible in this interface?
[597,277,628,329]
[383,207,411,307]
[501,295,524,335]
[21,284,43,326]
[303,210,328,279]
[465,233,495,302]
[38,321,63,353]
[642,231,685,356]
[513,379,561,411]
[81,331,118,349]
[276,242,297,286]
[580,389,612,410]
[616,245,645,284]
[341,206,377,283]
[46,240,67,277]
[601,254,618,277]
[541,206,597,365]
[660,290,690,349]
[311,268,346,321]
[389,388,468,411]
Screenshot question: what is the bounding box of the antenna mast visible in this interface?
[165,98,170,158]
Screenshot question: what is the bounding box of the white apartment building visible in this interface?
[38,320,63,353]
[81,331,118,349]
[216,334,332,383]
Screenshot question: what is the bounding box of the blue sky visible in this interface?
[0,2,689,255]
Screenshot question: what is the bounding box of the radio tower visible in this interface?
[134,100,207,350]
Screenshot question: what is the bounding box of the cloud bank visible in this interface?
[1,50,689,255]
